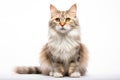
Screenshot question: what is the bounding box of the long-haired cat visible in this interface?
[15,4,88,78]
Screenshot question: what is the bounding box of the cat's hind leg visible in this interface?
[39,44,53,75]
[79,43,88,76]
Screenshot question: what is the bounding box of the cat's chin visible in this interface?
[57,29,68,34]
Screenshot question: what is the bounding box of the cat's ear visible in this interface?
[68,4,77,17]
[50,4,58,17]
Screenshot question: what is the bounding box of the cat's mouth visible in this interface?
[58,27,67,33]
[60,28,66,30]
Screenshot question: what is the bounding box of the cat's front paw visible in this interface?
[49,71,53,76]
[70,72,80,78]
[53,72,63,78]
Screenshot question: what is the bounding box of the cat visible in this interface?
[15,4,88,78]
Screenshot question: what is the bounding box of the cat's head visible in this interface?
[49,4,79,34]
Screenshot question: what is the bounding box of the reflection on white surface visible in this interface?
[0,74,120,80]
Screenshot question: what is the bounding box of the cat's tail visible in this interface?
[15,66,41,74]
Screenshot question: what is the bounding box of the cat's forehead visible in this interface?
[57,11,68,17]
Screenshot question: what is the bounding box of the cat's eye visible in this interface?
[66,18,71,22]
[55,18,60,22]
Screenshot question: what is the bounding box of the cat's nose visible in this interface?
[60,22,66,27]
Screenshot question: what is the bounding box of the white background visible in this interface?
[0,0,120,77]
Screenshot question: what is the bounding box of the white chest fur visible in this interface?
[48,29,80,61]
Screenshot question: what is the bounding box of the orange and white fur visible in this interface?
[15,4,88,78]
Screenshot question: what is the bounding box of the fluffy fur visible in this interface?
[15,4,88,78]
